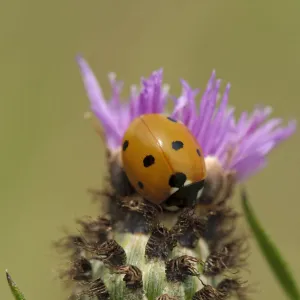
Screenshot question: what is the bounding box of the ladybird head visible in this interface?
[162,179,206,212]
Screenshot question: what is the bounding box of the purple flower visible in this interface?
[76,55,296,181]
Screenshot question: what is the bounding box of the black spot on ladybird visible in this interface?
[138,181,144,189]
[196,149,201,156]
[167,116,177,122]
[143,155,155,167]
[172,141,184,151]
[123,140,129,151]
[168,172,187,188]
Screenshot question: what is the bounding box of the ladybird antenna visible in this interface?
[84,111,106,144]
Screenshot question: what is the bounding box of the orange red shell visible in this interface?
[121,114,206,205]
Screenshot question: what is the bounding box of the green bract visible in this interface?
[242,190,300,300]
[6,271,26,300]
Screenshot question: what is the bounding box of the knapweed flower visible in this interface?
[55,56,296,300]
[76,55,296,182]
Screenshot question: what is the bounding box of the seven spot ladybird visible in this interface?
[121,114,207,211]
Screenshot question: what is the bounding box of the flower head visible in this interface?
[77,55,296,181]
[55,55,296,300]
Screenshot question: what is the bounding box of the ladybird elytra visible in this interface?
[121,113,206,207]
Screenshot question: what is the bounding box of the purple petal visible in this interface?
[204,83,231,154]
[129,85,139,120]
[76,56,122,142]
[171,94,188,120]
[199,79,221,146]
[150,69,164,113]
[192,71,216,139]
[76,59,296,182]
[108,72,124,110]
[232,154,266,181]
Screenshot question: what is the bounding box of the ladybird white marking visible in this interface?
[170,180,192,195]
[170,187,179,195]
[184,179,192,186]
[162,203,181,212]
[196,187,204,199]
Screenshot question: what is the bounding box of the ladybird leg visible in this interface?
[196,186,204,201]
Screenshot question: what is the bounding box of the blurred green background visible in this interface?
[1,0,299,299]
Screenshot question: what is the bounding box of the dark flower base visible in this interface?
[55,156,251,300]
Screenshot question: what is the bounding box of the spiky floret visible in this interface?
[55,155,250,300]
[54,57,297,299]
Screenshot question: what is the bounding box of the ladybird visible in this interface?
[121,114,207,211]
